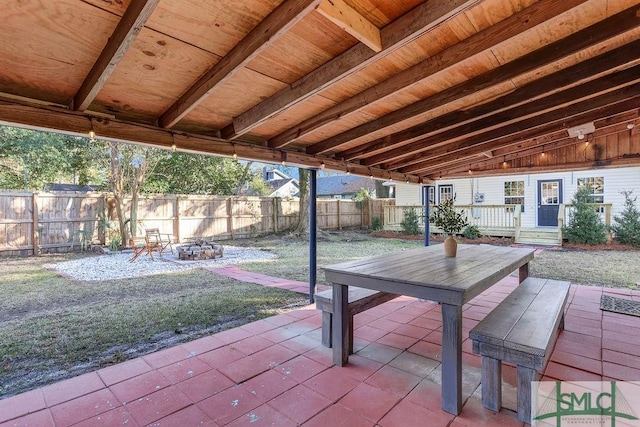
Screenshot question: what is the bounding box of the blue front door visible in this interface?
[537,179,562,226]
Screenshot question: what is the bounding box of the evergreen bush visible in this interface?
[463,224,481,239]
[611,190,640,247]
[371,216,382,231]
[400,208,421,235]
[562,187,608,245]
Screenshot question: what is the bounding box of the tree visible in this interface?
[0,126,104,189]
[611,190,640,247]
[107,142,165,246]
[294,168,310,234]
[562,186,608,245]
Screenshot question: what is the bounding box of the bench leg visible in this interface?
[516,365,536,424]
[322,311,332,348]
[481,357,502,412]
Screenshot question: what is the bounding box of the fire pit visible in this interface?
[178,238,223,261]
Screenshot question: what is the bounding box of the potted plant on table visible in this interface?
[430,197,468,257]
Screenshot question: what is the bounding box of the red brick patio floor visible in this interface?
[2,268,640,426]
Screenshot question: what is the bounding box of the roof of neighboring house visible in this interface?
[267,177,298,194]
[316,175,375,196]
[45,183,102,192]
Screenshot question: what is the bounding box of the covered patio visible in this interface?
[2,0,640,425]
[1,269,638,426]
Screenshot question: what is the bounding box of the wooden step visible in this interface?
[515,230,560,245]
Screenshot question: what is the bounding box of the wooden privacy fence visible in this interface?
[0,191,394,255]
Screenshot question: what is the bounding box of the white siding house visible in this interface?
[393,166,640,243]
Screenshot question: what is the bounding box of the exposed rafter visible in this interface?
[159,0,322,129]
[222,0,481,139]
[306,5,640,155]
[316,0,382,52]
[346,40,640,164]
[73,0,160,112]
[403,95,640,175]
[268,0,587,149]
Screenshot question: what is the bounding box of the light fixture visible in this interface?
[628,123,635,130]
[541,146,546,156]
[170,133,176,152]
[567,122,595,140]
[369,168,373,179]
[281,152,287,166]
[405,175,409,183]
[502,156,508,168]
[320,161,325,169]
[232,143,237,159]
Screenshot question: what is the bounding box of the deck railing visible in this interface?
[383,204,519,236]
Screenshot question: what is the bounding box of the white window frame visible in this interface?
[577,177,604,203]
[504,180,525,212]
[438,185,454,203]
[420,186,435,205]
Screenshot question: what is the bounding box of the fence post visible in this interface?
[337,199,341,230]
[227,197,234,239]
[32,191,40,255]
[273,197,278,233]
[173,195,180,243]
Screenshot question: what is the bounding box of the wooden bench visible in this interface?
[315,287,397,354]
[469,277,571,423]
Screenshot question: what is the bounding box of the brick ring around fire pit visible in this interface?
[178,238,224,261]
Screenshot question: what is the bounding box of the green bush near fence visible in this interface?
[400,209,421,235]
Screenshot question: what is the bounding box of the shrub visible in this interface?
[430,197,468,235]
[562,187,608,245]
[463,224,481,239]
[400,208,421,235]
[371,216,382,231]
[611,190,640,247]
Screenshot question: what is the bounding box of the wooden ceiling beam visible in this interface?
[438,157,640,179]
[223,0,480,139]
[0,96,426,184]
[419,121,628,178]
[73,0,160,112]
[348,41,640,164]
[316,0,382,52]
[402,94,640,174]
[269,0,587,149]
[158,0,322,129]
[306,5,640,155]
[369,62,640,168]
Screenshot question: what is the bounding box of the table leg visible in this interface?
[441,303,462,415]
[332,283,349,366]
[519,262,529,283]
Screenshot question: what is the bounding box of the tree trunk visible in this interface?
[295,168,310,234]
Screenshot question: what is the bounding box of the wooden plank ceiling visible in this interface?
[1,0,639,183]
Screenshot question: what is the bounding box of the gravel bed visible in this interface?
[46,245,277,281]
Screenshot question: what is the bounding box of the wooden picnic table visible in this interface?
[323,244,535,415]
